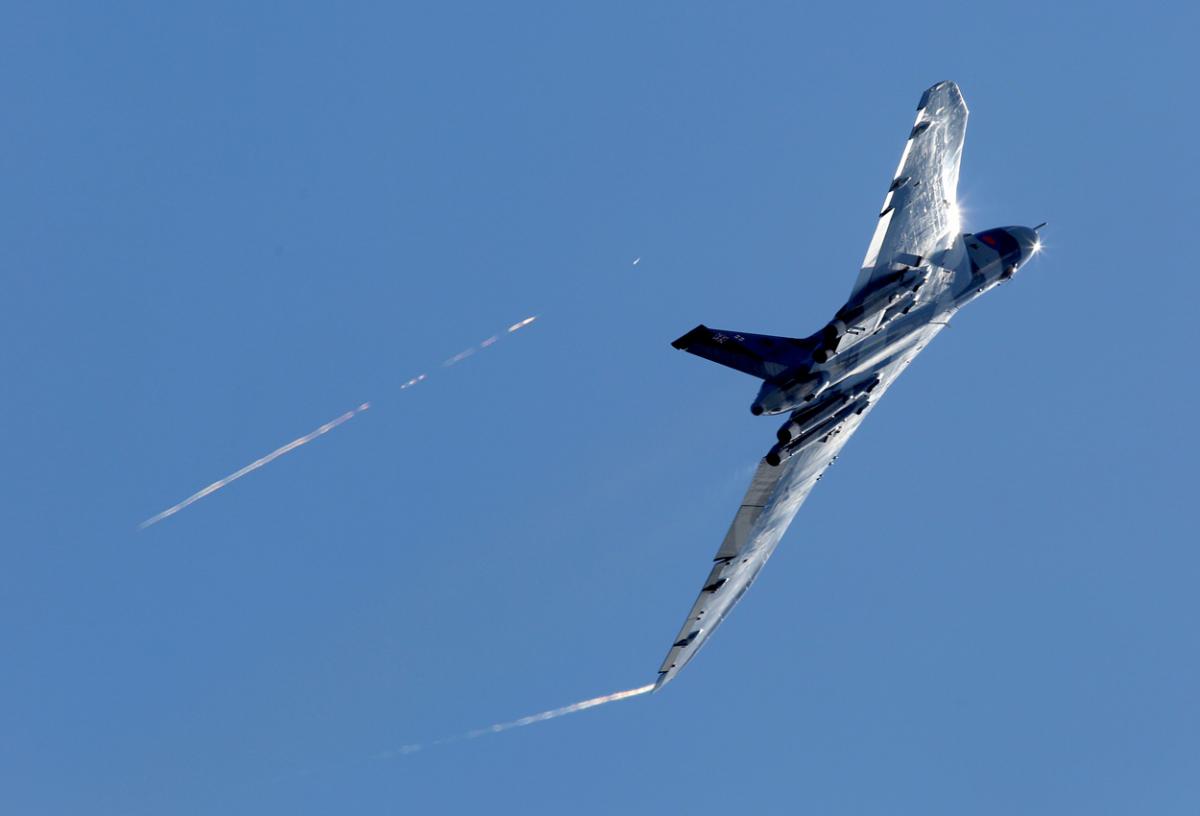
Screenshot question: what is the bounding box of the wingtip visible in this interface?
[925,79,960,94]
[917,80,966,113]
[671,323,709,350]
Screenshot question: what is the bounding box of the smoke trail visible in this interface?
[380,682,654,757]
[139,403,371,529]
[143,313,539,531]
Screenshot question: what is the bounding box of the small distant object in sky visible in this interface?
[632,257,641,266]
[400,373,427,390]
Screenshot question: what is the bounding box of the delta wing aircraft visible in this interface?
[655,81,1043,690]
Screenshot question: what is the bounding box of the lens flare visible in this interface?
[946,200,963,237]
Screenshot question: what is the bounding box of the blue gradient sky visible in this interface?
[3,3,1198,814]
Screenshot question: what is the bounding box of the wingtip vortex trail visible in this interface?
[386,682,654,756]
[464,682,655,738]
[142,312,540,531]
[507,315,538,333]
[137,402,370,530]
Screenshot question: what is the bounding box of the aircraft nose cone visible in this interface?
[1008,226,1041,267]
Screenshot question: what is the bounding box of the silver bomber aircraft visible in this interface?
[655,81,1042,690]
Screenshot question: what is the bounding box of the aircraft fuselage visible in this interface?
[752,226,1041,466]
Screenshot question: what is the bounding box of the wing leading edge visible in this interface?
[854,81,968,298]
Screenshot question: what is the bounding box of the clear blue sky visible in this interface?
[3,3,1198,814]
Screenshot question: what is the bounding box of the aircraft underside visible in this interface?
[654,80,1042,690]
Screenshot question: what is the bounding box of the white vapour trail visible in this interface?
[427,315,537,372]
[144,313,539,531]
[139,403,371,529]
[383,683,654,757]
[507,315,537,333]
[463,682,654,738]
[442,347,476,367]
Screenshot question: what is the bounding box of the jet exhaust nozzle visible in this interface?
[821,320,847,347]
[751,371,830,416]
